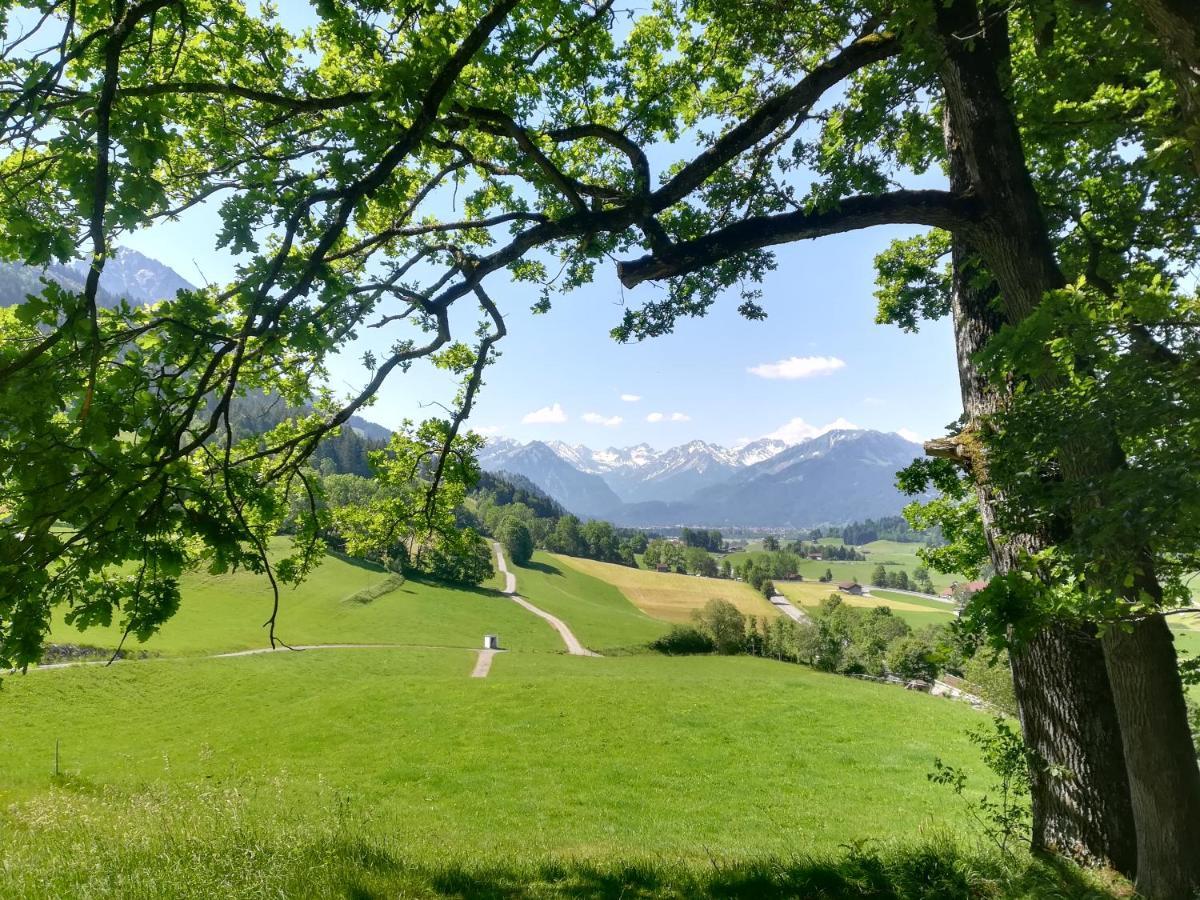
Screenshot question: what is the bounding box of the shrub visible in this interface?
[960,650,1018,716]
[694,598,746,654]
[887,635,939,682]
[649,625,716,655]
[497,517,534,566]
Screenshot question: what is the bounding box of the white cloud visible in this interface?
[472,425,504,437]
[748,355,846,380]
[647,411,688,423]
[765,416,860,445]
[521,403,567,424]
[582,412,623,427]
[897,428,924,444]
[620,393,641,402]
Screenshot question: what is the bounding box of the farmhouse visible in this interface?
[940,580,990,600]
[837,580,863,595]
[655,564,671,573]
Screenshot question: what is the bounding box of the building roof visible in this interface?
[837,580,859,590]
[944,580,990,597]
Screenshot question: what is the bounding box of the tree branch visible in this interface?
[616,190,979,287]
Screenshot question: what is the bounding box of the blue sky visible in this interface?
[128,209,962,449]
[118,2,963,451]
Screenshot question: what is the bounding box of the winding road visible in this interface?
[492,542,599,657]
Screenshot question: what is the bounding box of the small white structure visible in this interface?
[483,634,500,650]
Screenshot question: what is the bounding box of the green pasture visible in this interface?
[0,648,1017,898]
[44,540,562,657]
[511,552,671,652]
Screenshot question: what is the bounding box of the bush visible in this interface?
[694,598,746,654]
[960,650,1018,715]
[887,635,939,682]
[649,625,716,655]
[497,517,534,566]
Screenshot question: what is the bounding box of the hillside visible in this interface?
[2,649,1003,897]
[45,539,563,656]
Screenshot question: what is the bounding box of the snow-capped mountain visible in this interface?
[0,247,194,308]
[477,430,925,526]
[475,439,623,517]
[67,248,195,304]
[533,438,762,503]
[733,438,789,467]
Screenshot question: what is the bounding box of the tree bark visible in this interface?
[1136,0,1200,175]
[1102,616,1200,900]
[945,206,1136,874]
[934,1,1200,893]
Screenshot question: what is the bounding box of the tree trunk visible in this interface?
[1008,622,1137,869]
[945,221,1136,874]
[933,1,1200,892]
[1103,616,1200,899]
[1137,0,1200,175]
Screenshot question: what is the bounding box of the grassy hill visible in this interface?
[45,539,563,657]
[1,648,1011,898]
[553,554,779,623]
[511,552,671,651]
[1,540,1127,897]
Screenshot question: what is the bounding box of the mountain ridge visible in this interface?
[0,247,195,308]
[476,430,926,527]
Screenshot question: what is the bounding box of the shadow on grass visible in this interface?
[324,548,389,573]
[403,574,510,600]
[523,560,562,576]
[323,839,1125,900]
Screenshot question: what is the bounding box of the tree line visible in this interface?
[651,596,1015,713]
[469,472,650,569]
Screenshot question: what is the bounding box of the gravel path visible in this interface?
[492,542,600,657]
[471,648,497,678]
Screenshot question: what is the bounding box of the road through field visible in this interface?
[492,543,600,657]
[768,594,812,624]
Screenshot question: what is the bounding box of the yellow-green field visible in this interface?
[725,539,965,592]
[553,554,779,623]
[775,582,957,629]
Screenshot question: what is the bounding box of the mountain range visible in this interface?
[1,249,926,528]
[478,429,926,528]
[0,248,195,308]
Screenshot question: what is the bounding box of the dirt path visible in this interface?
[471,648,497,678]
[492,542,600,657]
[24,643,473,675]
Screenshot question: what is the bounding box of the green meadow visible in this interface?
[45,540,562,656]
[2,547,1122,898]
